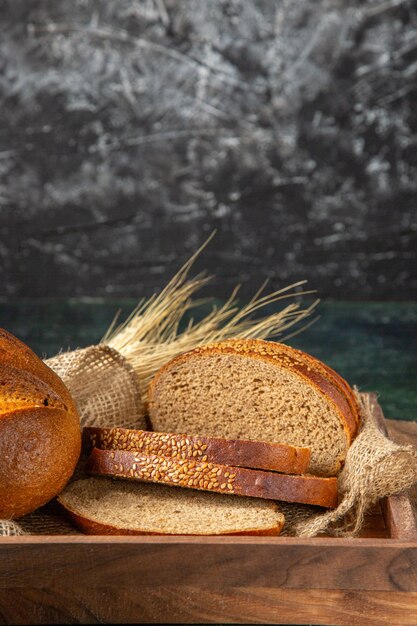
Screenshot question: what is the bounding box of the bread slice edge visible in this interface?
[83,426,311,474]
[86,448,339,508]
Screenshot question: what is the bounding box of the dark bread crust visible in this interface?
[148,339,359,446]
[0,407,81,518]
[0,329,78,417]
[58,501,284,536]
[83,426,311,474]
[87,448,338,508]
[0,363,71,414]
[0,329,81,518]
[219,340,359,441]
[261,341,361,427]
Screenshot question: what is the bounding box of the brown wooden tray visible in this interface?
[1,394,416,625]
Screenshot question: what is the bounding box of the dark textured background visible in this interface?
[1,0,416,300]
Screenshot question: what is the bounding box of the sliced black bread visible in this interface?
[58,477,285,535]
[86,448,338,508]
[148,339,360,476]
[83,426,311,474]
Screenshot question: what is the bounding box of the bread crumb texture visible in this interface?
[59,477,284,535]
[149,339,359,476]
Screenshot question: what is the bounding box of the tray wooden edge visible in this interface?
[368,393,417,540]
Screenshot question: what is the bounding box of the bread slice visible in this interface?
[148,339,360,476]
[83,426,311,474]
[58,477,285,535]
[87,448,338,508]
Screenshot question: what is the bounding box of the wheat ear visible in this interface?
[103,245,318,396]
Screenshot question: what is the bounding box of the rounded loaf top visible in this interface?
[0,329,81,518]
[148,338,361,476]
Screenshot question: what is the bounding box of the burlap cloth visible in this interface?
[2,346,417,537]
[46,345,146,431]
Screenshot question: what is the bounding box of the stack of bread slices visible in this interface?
[58,339,360,536]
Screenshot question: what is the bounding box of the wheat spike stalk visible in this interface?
[103,238,319,396]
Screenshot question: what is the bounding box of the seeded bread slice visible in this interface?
[87,448,338,508]
[58,477,285,535]
[148,339,360,476]
[83,427,311,474]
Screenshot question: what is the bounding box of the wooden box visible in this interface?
[1,396,416,625]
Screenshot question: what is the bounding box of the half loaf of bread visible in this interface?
[83,426,311,474]
[148,339,360,476]
[58,477,285,535]
[87,448,338,508]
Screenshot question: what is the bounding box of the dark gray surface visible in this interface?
[1,1,416,299]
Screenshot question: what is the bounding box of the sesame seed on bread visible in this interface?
[148,338,360,476]
[86,448,338,508]
[83,426,311,474]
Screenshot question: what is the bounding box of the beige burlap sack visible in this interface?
[3,349,417,537]
[0,520,24,536]
[46,345,146,430]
